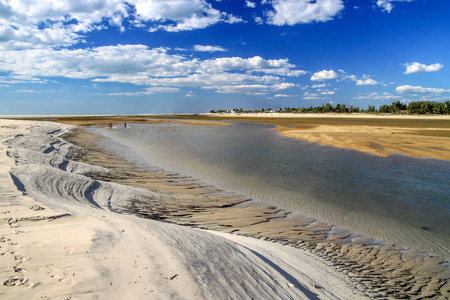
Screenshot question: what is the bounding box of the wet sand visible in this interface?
[161,114,450,161]
[2,119,370,299]
[64,124,449,299]
[42,113,450,160]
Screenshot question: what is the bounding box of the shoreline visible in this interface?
[1,118,449,298]
[18,113,449,161]
[188,114,450,160]
[67,123,449,298]
[0,119,371,299]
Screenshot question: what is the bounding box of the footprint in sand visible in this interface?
[2,276,29,287]
[0,236,11,243]
[6,217,19,228]
[64,246,74,255]
[51,272,70,283]
[14,254,30,265]
[13,266,27,273]
[29,205,45,211]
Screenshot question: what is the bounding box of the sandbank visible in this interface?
[36,113,450,160]
[67,121,449,298]
[174,113,450,161]
[0,118,369,299]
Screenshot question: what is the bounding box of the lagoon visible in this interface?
[94,121,450,259]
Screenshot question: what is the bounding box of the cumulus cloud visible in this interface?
[194,45,227,52]
[396,85,450,94]
[0,45,303,95]
[376,0,414,13]
[0,0,241,49]
[404,62,444,74]
[199,56,306,77]
[267,0,344,25]
[311,69,380,86]
[310,70,339,81]
[246,1,256,8]
[356,78,379,85]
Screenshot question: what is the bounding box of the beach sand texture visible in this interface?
[0,119,372,299]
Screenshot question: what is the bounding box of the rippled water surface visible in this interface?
[93,122,450,258]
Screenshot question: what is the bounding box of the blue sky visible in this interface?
[0,0,449,114]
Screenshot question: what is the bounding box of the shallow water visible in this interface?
[93,122,450,258]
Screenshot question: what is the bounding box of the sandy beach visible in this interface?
[0,118,373,299]
[1,116,449,299]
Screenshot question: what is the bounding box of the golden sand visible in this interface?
[152,114,450,161]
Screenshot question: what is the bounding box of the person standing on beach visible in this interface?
[124,122,127,127]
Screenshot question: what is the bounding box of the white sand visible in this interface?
[0,119,368,299]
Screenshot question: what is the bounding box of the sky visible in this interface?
[0,0,449,115]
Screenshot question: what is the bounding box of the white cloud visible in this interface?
[274,94,293,97]
[310,70,339,81]
[356,78,379,85]
[204,82,294,95]
[311,69,380,86]
[404,62,444,74]
[396,85,450,94]
[303,96,324,100]
[354,92,401,100]
[376,0,414,13]
[276,83,296,89]
[254,16,263,24]
[199,56,306,77]
[0,0,241,49]
[311,83,328,88]
[267,0,344,25]
[194,45,227,52]
[16,90,42,93]
[108,87,180,96]
[246,1,256,8]
[321,90,335,95]
[0,45,302,96]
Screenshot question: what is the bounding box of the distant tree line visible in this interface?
[210,101,450,115]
